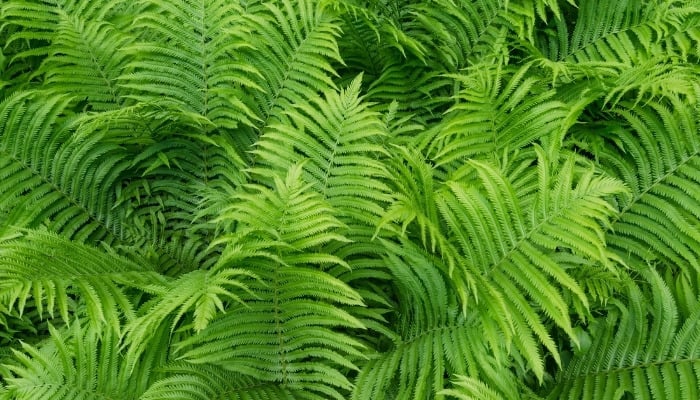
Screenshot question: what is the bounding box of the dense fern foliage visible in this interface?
[1,0,699,399]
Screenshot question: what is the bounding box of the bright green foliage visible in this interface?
[548,270,700,400]
[1,0,700,399]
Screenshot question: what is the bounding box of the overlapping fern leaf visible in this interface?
[588,95,700,274]
[532,0,700,105]
[141,363,305,400]
[0,0,131,110]
[352,239,523,400]
[547,269,700,399]
[173,165,366,400]
[0,229,165,332]
[252,74,391,230]
[0,92,130,244]
[380,146,626,381]
[0,322,165,400]
[241,0,343,132]
[120,0,260,132]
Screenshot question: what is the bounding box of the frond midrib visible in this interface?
[482,189,596,277]
[0,148,121,242]
[54,12,121,105]
[561,355,700,380]
[609,148,699,227]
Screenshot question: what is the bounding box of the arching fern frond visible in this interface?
[252,74,391,229]
[0,92,130,244]
[123,266,257,364]
[546,269,700,400]
[1,322,166,400]
[573,0,699,63]
[141,362,314,400]
[379,146,626,381]
[351,239,522,400]
[241,0,343,131]
[594,96,700,274]
[0,229,165,332]
[394,0,511,71]
[174,165,366,400]
[439,375,511,400]
[1,0,129,110]
[532,0,700,103]
[439,153,624,379]
[120,0,260,132]
[418,64,570,169]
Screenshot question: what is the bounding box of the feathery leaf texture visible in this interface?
[548,270,700,400]
[1,0,700,399]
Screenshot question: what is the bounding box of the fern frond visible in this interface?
[439,375,507,400]
[394,0,511,71]
[352,240,522,400]
[1,322,165,400]
[120,0,260,131]
[141,362,315,400]
[380,146,626,381]
[175,165,366,400]
[123,267,257,365]
[1,0,129,110]
[547,269,700,400]
[595,96,700,274]
[444,155,624,377]
[252,74,391,229]
[242,0,343,131]
[0,92,130,243]
[0,229,165,331]
[532,0,700,104]
[419,64,570,168]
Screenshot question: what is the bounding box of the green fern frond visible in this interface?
[242,0,343,131]
[380,146,626,381]
[123,266,257,364]
[252,74,391,229]
[547,269,700,400]
[532,0,700,101]
[1,322,165,400]
[0,229,165,331]
[441,154,624,376]
[395,0,511,71]
[439,375,507,400]
[352,240,522,400]
[0,92,130,243]
[594,96,700,274]
[419,64,570,168]
[119,0,260,131]
[174,165,365,400]
[141,362,316,400]
[1,0,129,109]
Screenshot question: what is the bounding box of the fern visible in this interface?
[2,1,700,398]
[1,322,165,400]
[0,92,130,243]
[0,0,131,109]
[120,0,260,131]
[252,74,391,229]
[241,0,343,131]
[352,239,524,400]
[174,165,366,399]
[0,229,165,331]
[592,96,700,274]
[547,269,700,399]
[418,64,571,168]
[380,146,626,381]
[141,363,304,400]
